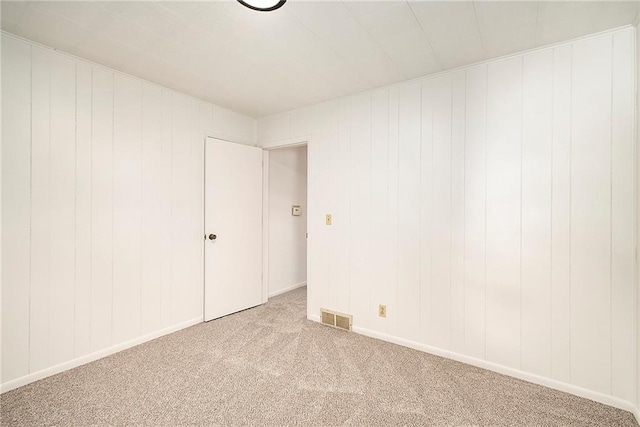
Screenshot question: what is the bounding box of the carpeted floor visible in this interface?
[1,287,638,426]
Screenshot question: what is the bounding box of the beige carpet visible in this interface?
[1,287,637,426]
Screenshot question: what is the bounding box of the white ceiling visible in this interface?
[2,1,639,118]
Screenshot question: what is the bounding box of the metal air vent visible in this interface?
[320,308,352,332]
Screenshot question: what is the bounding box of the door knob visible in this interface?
[208,234,217,240]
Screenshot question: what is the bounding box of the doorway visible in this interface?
[265,144,308,300]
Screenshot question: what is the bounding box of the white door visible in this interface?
[204,138,263,321]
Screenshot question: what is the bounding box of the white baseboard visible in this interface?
[269,281,306,298]
[307,314,639,422]
[1,317,202,394]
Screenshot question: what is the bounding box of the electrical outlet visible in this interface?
[326,214,332,225]
[378,304,386,318]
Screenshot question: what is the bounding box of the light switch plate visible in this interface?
[326,214,332,225]
[292,205,301,216]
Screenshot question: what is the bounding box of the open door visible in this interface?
[204,137,263,321]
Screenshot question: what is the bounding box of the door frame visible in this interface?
[262,139,310,304]
[201,132,310,318]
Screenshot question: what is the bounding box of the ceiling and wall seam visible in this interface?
[0,30,259,132]
[256,25,634,121]
[2,2,637,118]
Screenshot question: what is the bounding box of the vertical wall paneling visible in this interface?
[233,107,255,143]
[306,111,319,317]
[74,61,92,357]
[550,45,572,383]
[48,53,77,366]
[610,30,635,403]
[336,98,351,314]
[212,105,231,139]
[112,75,142,344]
[429,75,453,349]
[349,92,372,328]
[200,101,214,138]
[291,107,311,139]
[637,24,640,412]
[483,56,523,369]
[169,93,204,323]
[160,90,173,328]
[387,87,400,336]
[397,82,421,341]
[450,71,466,353]
[462,65,487,359]
[1,34,258,390]
[370,89,389,333]
[313,101,335,315]
[190,98,203,318]
[419,79,433,342]
[262,148,269,303]
[635,24,640,411]
[1,36,31,382]
[262,149,270,304]
[570,35,613,395]
[141,84,163,334]
[171,94,190,323]
[308,104,319,314]
[316,101,335,314]
[521,50,553,377]
[2,28,637,409]
[90,66,114,353]
[255,27,637,409]
[30,47,52,372]
[187,99,196,318]
[212,104,258,144]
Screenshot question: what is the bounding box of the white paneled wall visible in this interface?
[636,23,640,413]
[258,27,637,411]
[1,33,257,391]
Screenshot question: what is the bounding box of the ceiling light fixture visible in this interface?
[237,0,286,12]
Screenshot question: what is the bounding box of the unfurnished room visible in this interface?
[1,0,640,425]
